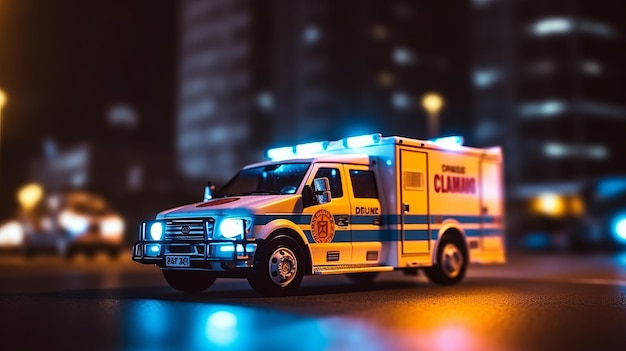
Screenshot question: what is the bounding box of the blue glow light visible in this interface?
[430,136,464,149]
[267,146,295,161]
[295,141,327,156]
[149,222,163,241]
[344,133,381,149]
[150,245,160,253]
[612,214,626,244]
[206,311,238,346]
[219,218,244,239]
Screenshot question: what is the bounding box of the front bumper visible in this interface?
[132,239,258,273]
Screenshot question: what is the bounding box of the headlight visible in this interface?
[0,221,24,246]
[149,222,164,241]
[219,218,245,239]
[101,217,125,238]
[59,210,90,235]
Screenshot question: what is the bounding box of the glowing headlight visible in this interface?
[149,222,164,241]
[100,217,125,238]
[0,221,25,246]
[612,214,626,244]
[219,218,245,239]
[59,210,90,235]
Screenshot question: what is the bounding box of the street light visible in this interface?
[421,92,444,139]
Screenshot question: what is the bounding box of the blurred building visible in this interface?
[471,0,626,195]
[177,0,274,187]
[177,0,470,185]
[28,137,189,242]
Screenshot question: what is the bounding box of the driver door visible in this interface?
[302,163,352,265]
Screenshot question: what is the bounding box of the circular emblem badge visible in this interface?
[310,209,336,243]
[181,226,191,235]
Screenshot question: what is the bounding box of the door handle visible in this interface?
[403,203,410,213]
[336,217,349,226]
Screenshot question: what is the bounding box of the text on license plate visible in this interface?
[166,256,190,267]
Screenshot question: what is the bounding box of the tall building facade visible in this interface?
[471,0,626,195]
[178,0,470,185]
[177,0,274,185]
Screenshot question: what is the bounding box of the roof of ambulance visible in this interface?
[245,135,501,169]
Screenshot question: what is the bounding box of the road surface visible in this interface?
[1,252,626,351]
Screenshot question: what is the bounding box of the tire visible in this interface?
[247,236,305,296]
[162,270,216,293]
[424,234,468,285]
[346,272,379,285]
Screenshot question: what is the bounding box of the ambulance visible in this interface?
[132,133,505,296]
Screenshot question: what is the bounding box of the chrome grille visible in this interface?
[165,218,212,241]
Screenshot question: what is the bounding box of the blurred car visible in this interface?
[0,190,125,259]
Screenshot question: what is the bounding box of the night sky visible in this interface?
[0,0,178,218]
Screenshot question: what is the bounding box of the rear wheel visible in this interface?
[424,235,468,285]
[162,270,216,293]
[247,236,305,296]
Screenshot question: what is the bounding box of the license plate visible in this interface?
[166,256,190,267]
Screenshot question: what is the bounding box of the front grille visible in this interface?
[164,218,213,241]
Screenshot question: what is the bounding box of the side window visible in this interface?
[314,168,343,198]
[350,170,378,198]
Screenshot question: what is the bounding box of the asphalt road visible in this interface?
[1,252,626,351]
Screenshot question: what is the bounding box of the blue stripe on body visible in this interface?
[257,214,501,243]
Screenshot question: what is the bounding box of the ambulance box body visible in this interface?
[132,134,505,296]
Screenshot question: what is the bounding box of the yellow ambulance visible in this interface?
[132,133,505,296]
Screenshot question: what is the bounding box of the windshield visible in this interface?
[215,163,311,197]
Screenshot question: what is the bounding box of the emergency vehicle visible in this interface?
[132,133,505,296]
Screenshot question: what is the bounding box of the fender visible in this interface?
[431,219,468,265]
[253,218,310,245]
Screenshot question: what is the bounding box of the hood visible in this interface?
[156,195,302,219]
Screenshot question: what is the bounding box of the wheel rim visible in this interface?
[268,247,298,287]
[441,243,464,278]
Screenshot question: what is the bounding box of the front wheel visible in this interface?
[162,270,216,293]
[247,236,305,296]
[424,235,468,285]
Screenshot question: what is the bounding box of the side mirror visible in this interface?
[301,177,332,208]
[313,177,332,205]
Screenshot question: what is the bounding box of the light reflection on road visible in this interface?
[124,299,502,351]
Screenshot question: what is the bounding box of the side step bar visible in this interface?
[313,265,394,275]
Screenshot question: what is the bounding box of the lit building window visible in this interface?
[520,100,626,118]
[473,68,501,88]
[392,47,415,65]
[581,60,602,76]
[543,142,609,160]
[107,103,138,129]
[519,100,568,117]
[578,101,626,118]
[303,26,321,44]
[530,17,616,38]
[531,17,573,36]
[256,91,273,111]
[391,92,411,110]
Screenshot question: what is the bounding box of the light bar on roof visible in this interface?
[344,133,382,149]
[295,141,328,156]
[429,136,464,149]
[266,146,295,161]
